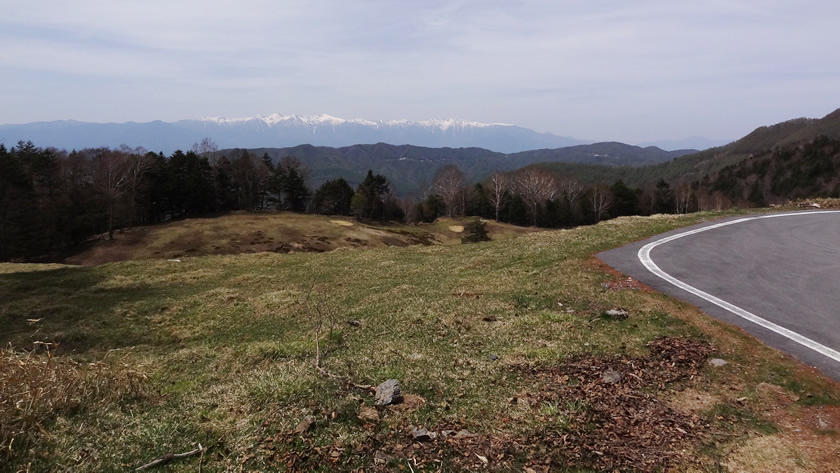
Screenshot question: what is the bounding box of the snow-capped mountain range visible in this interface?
[200,113,510,131]
[0,113,725,153]
[0,114,590,154]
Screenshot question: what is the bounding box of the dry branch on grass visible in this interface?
[299,282,375,393]
[134,444,204,471]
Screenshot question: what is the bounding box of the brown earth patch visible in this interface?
[668,388,722,414]
[258,336,717,472]
[511,336,713,472]
[389,393,426,412]
[589,257,655,292]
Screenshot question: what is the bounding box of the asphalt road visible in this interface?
[599,211,840,381]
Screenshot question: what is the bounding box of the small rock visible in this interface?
[455,429,476,439]
[816,415,830,430]
[709,358,729,367]
[347,319,361,326]
[603,309,629,320]
[293,416,314,434]
[811,203,821,208]
[488,354,499,361]
[440,429,476,439]
[410,426,437,441]
[375,379,402,406]
[601,368,621,384]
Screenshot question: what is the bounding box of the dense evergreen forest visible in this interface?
[4,136,837,262]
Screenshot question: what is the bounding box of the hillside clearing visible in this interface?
[58,213,535,266]
[1,212,838,472]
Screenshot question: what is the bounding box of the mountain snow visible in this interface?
[198,114,514,132]
[1,113,584,154]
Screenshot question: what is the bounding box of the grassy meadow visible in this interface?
[58,213,537,266]
[1,212,838,472]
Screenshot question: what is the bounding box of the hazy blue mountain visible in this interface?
[0,114,591,154]
[638,136,730,151]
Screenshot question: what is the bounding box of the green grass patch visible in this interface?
[1,211,836,472]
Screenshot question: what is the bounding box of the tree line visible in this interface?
[407,164,696,228]
[1,139,699,262]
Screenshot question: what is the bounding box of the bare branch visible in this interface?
[135,444,204,471]
[486,172,508,221]
[514,166,558,226]
[432,164,467,217]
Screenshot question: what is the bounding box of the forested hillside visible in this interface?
[242,141,691,194]
[0,139,684,262]
[0,143,313,261]
[537,107,840,188]
[4,108,839,262]
[695,135,840,207]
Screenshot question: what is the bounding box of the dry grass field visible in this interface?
[1,212,838,472]
[59,213,537,266]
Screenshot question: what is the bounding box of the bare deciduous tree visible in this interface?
[88,148,130,240]
[515,166,558,226]
[123,151,153,230]
[192,138,219,165]
[591,182,613,222]
[432,164,467,217]
[486,172,508,221]
[673,180,693,214]
[713,191,730,211]
[559,176,584,208]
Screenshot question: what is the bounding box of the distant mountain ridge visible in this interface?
[652,107,840,183]
[237,141,694,194]
[534,107,840,190]
[0,114,593,154]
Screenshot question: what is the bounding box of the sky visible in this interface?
[2,0,840,144]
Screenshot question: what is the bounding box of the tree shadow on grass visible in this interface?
[0,266,181,356]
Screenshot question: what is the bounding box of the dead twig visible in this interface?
[135,444,203,471]
[315,365,375,392]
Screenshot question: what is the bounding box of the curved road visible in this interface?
[599,211,840,381]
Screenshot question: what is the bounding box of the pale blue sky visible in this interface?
[2,0,839,143]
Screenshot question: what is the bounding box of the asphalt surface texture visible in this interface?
[598,211,840,382]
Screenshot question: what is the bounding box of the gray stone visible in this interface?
[439,429,475,439]
[455,429,476,438]
[410,426,437,441]
[374,379,402,406]
[604,309,629,320]
[601,368,621,384]
[708,358,729,367]
[488,354,499,361]
[293,416,314,434]
[816,415,830,430]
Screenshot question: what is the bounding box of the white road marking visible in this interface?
[638,211,840,364]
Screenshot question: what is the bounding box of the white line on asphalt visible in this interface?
[638,211,840,364]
